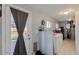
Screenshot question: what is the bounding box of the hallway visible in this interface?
[57,39,75,55]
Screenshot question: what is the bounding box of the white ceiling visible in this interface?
[15,4,79,21]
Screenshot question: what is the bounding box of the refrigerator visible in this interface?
[38,30,53,55]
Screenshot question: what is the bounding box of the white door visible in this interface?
[75,10,79,54]
[3,4,33,55]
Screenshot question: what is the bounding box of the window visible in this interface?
[11,14,18,40]
[46,21,52,28]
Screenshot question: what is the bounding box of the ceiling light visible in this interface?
[59,8,75,15]
[59,11,69,15]
[63,11,69,15]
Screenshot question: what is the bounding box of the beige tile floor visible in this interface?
[57,39,75,55]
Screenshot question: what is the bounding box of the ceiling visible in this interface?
[15,4,79,21]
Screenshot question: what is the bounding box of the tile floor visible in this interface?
[57,39,75,55]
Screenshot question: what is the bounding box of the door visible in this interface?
[3,5,33,55]
[60,27,64,40]
[75,10,79,54]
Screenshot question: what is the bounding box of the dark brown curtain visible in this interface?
[10,7,28,55]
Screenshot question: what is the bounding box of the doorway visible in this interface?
[57,20,75,55]
[3,5,33,55]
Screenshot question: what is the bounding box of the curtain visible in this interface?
[10,7,28,55]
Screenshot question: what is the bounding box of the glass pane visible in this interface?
[11,14,18,54]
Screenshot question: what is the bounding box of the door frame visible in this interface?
[2,4,33,55]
